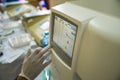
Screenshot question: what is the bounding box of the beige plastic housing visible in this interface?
[76,15,120,80]
[22,14,49,46]
[6,4,36,18]
[49,2,97,80]
[49,1,120,80]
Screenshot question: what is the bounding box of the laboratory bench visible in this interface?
[0,19,27,80]
[0,9,51,80]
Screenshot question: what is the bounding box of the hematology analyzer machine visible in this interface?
[49,0,120,80]
[49,2,97,80]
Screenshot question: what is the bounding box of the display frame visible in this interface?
[50,12,78,67]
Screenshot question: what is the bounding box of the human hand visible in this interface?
[20,46,52,80]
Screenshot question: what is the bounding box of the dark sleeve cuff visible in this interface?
[16,76,28,80]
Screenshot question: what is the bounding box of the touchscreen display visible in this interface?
[53,14,77,58]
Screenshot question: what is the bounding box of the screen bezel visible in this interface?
[50,12,78,67]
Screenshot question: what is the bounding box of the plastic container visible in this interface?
[42,31,49,47]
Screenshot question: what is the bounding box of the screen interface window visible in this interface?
[53,15,77,58]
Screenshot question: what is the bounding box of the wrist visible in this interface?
[19,71,31,80]
[17,76,28,80]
